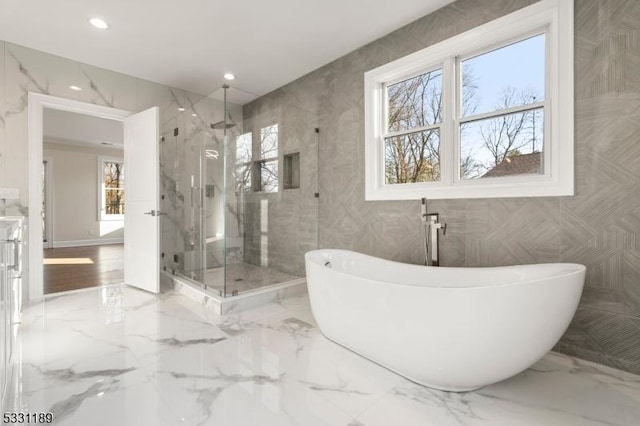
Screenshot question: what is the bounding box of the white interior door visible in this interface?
[124,107,160,293]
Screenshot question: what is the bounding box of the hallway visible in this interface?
[43,244,124,294]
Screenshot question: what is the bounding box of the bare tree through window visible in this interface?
[385,69,442,184]
[104,161,125,215]
[258,124,279,192]
[234,125,279,193]
[384,33,545,183]
[235,132,253,193]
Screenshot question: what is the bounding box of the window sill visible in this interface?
[366,176,574,201]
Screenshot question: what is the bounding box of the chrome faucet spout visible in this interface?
[421,197,428,223]
[421,198,447,266]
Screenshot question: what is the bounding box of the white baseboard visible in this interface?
[52,238,124,248]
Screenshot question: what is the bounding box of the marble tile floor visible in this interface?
[4,284,640,426]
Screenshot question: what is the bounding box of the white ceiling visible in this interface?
[0,0,455,100]
[44,108,123,148]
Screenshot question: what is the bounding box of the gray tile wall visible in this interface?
[245,0,640,375]
[242,87,320,277]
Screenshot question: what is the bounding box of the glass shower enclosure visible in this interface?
[160,85,318,297]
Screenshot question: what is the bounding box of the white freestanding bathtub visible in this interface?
[305,249,585,392]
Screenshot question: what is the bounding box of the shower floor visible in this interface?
[203,262,300,295]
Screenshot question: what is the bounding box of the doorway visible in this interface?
[28,93,160,300]
[41,108,125,294]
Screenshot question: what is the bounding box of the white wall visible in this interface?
[44,141,124,246]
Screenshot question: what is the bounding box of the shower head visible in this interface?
[210,121,236,130]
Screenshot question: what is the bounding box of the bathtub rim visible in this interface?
[305,249,586,290]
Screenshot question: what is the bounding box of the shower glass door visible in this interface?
[161,85,320,298]
[160,102,207,288]
[223,103,319,296]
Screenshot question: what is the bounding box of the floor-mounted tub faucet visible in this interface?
[421,197,447,266]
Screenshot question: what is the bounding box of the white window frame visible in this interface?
[255,124,279,193]
[98,156,125,221]
[235,131,253,193]
[364,0,573,200]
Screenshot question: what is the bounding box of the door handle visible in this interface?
[143,210,164,216]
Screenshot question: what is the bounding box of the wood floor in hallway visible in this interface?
[43,244,124,294]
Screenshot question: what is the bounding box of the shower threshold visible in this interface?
[204,262,300,295]
[161,270,306,315]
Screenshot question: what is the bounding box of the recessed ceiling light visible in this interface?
[191,113,197,117]
[178,107,185,112]
[69,85,82,91]
[89,17,109,30]
[223,73,236,81]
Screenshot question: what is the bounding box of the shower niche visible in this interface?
[283,152,300,189]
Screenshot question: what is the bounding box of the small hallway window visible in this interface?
[100,157,125,220]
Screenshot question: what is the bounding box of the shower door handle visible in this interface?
[144,210,164,216]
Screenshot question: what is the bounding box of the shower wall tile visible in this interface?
[242,96,320,278]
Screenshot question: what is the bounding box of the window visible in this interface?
[235,132,253,192]
[234,125,280,193]
[257,124,279,192]
[459,34,546,180]
[364,0,573,200]
[99,157,125,220]
[385,68,442,184]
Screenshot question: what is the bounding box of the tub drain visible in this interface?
[324,261,332,268]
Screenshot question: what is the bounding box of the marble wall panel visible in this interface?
[77,63,137,111]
